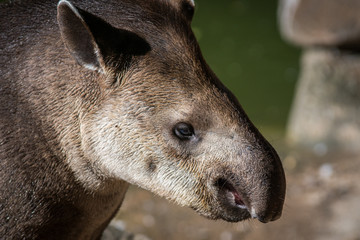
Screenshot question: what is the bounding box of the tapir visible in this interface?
[0,0,286,239]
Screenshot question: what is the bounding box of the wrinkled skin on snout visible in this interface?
[86,88,286,223]
[56,0,286,224]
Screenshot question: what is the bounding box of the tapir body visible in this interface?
[0,0,285,239]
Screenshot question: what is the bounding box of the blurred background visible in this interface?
[114,0,360,240]
[191,0,299,136]
[2,0,358,239]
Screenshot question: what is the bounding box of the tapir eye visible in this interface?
[173,122,195,140]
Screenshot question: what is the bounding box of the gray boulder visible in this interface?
[279,0,360,47]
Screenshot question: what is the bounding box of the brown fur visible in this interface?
[0,0,286,239]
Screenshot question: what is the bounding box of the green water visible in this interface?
[192,0,300,137]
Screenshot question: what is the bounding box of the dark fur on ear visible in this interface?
[181,0,195,21]
[57,0,151,75]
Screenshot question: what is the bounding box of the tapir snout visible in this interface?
[176,108,286,223]
[210,141,286,223]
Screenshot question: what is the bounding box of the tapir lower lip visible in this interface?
[220,180,247,208]
[214,178,252,222]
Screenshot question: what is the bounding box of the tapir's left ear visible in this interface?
[57,0,150,73]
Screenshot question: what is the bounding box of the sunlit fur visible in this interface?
[0,0,285,238]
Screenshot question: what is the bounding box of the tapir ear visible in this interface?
[57,0,150,73]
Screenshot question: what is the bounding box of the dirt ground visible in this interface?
[108,146,360,240]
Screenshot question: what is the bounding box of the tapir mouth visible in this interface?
[215,178,248,208]
[213,173,284,223]
[214,178,252,222]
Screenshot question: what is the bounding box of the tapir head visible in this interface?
[57,0,285,223]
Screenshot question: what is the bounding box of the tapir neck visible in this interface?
[0,18,129,238]
[35,179,129,240]
[63,180,129,240]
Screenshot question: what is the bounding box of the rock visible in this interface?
[286,48,360,152]
[279,0,360,47]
